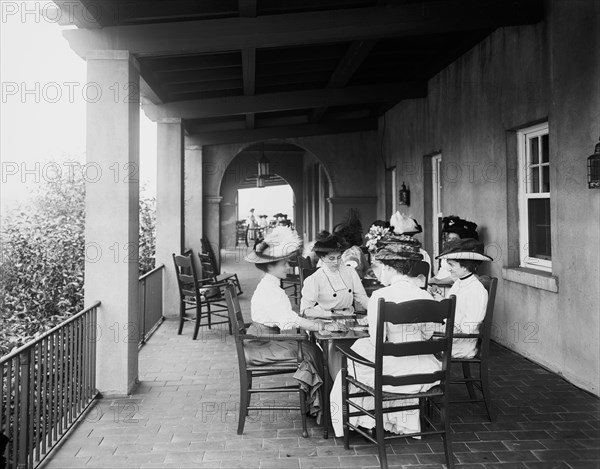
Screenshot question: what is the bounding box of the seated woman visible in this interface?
[334,209,373,279]
[432,238,492,358]
[330,234,442,438]
[245,227,346,419]
[300,233,370,318]
[432,215,479,283]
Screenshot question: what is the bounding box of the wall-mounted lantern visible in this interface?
[398,181,410,206]
[588,136,600,189]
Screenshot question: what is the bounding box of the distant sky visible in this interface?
[0,3,157,212]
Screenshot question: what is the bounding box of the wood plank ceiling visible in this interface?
[57,0,543,145]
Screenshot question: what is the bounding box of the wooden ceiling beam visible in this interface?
[187,118,377,146]
[238,0,257,18]
[143,82,425,120]
[311,39,378,122]
[62,0,543,58]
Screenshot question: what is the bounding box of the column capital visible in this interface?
[205,196,223,204]
[86,50,140,71]
[185,144,202,151]
[157,117,183,125]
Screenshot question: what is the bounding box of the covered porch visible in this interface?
[41,252,600,468]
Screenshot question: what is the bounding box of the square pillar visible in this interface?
[184,142,203,257]
[156,119,184,318]
[204,196,222,270]
[85,50,139,396]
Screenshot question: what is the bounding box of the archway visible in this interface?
[218,142,333,249]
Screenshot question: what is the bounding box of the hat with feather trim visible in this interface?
[245,226,302,263]
[436,238,492,261]
[374,234,423,261]
[441,216,479,240]
[389,211,422,236]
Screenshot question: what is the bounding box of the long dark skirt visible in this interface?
[245,322,323,421]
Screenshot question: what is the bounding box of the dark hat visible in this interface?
[374,234,423,261]
[312,233,350,253]
[436,238,492,261]
[441,216,479,240]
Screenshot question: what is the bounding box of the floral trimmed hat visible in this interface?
[245,226,302,263]
[436,238,492,261]
[374,234,423,261]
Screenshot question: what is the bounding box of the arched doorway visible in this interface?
[218,142,332,249]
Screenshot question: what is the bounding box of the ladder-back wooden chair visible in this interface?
[223,284,310,437]
[280,257,301,304]
[450,275,498,421]
[197,251,243,296]
[337,296,457,469]
[172,252,231,339]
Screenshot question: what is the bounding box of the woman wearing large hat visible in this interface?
[433,238,492,358]
[300,232,370,319]
[433,215,480,282]
[245,227,345,419]
[329,233,442,438]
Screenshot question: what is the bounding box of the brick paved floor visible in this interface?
[41,249,600,469]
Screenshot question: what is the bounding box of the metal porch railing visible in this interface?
[138,264,165,347]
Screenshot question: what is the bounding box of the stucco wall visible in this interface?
[379,0,600,394]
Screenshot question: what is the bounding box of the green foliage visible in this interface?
[1,168,156,357]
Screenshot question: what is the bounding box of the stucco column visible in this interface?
[204,196,223,270]
[184,143,203,256]
[156,119,184,319]
[84,50,139,396]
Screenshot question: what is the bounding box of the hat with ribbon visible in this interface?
[312,233,350,253]
[374,234,423,261]
[389,211,422,236]
[436,238,492,261]
[441,216,479,240]
[245,226,302,263]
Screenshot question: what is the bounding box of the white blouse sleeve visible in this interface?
[300,272,320,313]
[350,269,369,310]
[366,291,384,347]
[453,283,488,334]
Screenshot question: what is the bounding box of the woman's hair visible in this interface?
[315,249,341,259]
[255,261,280,273]
[454,259,481,273]
[378,258,416,276]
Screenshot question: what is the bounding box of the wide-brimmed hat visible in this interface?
[245,227,302,263]
[312,233,350,253]
[389,212,422,236]
[374,234,423,261]
[441,216,479,240]
[436,238,492,261]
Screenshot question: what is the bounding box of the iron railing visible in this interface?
[0,302,100,469]
[138,264,164,347]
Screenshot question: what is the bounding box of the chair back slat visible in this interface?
[198,252,218,281]
[474,276,498,356]
[377,298,451,325]
[381,338,446,357]
[172,252,202,303]
[383,370,445,387]
[224,284,250,378]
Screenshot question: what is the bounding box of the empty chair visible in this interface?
[197,251,243,296]
[450,275,498,421]
[337,296,457,469]
[172,251,231,339]
[224,284,309,437]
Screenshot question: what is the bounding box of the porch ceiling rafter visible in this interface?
[186,118,377,146]
[143,82,425,121]
[61,0,543,58]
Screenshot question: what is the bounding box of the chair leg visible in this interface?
[178,302,184,335]
[375,405,388,469]
[341,366,350,450]
[441,398,454,469]
[298,388,308,438]
[480,363,495,422]
[462,362,477,400]
[207,300,212,329]
[238,372,250,435]
[193,304,202,340]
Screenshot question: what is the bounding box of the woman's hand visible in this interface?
[428,286,444,301]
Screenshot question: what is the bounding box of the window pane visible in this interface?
[530,167,540,193]
[530,137,539,164]
[528,198,551,260]
[541,134,549,163]
[542,166,550,192]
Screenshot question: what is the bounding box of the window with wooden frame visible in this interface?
[517,122,551,271]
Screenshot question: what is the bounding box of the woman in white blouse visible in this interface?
[245,227,345,419]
